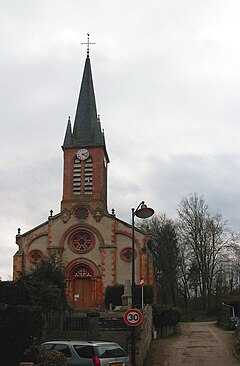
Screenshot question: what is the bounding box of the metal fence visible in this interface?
[43,310,129,345]
[43,311,89,340]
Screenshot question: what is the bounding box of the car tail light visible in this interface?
[92,355,101,366]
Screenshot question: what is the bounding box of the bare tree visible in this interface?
[177,193,229,309]
[139,214,179,305]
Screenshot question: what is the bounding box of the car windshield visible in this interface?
[97,345,127,358]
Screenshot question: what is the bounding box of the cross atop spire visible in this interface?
[81,33,95,57]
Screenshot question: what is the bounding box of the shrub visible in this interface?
[24,344,67,366]
[44,350,67,365]
[152,304,182,327]
[0,256,68,311]
[105,284,124,308]
[105,284,154,309]
[0,304,45,365]
[135,285,154,306]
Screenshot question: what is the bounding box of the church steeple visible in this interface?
[63,55,107,151]
[73,56,104,146]
[61,53,109,213]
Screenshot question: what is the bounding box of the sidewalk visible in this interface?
[144,322,240,366]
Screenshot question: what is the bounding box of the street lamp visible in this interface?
[131,201,154,366]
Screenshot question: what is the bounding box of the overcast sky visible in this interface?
[1,0,240,280]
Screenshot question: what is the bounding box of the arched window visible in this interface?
[72,157,93,195]
[73,158,81,195]
[84,157,93,194]
[74,264,93,278]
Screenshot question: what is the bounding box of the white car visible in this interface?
[42,340,131,366]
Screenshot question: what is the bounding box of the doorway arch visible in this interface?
[65,259,102,309]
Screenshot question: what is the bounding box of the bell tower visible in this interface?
[61,53,109,213]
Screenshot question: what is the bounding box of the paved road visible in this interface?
[151,321,240,366]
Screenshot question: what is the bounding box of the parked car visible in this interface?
[42,340,131,366]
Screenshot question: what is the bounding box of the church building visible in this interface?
[13,48,154,309]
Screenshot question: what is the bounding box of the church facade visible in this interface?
[13,52,154,309]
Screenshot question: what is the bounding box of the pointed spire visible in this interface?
[72,55,105,147]
[63,116,73,147]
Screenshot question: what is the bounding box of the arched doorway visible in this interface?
[65,258,103,309]
[73,264,93,308]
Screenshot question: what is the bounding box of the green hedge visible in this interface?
[105,284,124,307]
[105,284,153,308]
[152,304,182,327]
[0,304,45,365]
[135,285,154,306]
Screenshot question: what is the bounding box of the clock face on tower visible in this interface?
[77,148,89,160]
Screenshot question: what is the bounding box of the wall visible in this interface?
[136,305,152,366]
[43,307,153,366]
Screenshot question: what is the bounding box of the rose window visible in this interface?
[69,230,95,253]
[74,206,89,220]
[120,247,137,262]
[28,250,44,264]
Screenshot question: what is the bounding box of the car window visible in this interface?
[74,345,94,358]
[97,345,127,358]
[54,344,72,358]
[42,343,54,351]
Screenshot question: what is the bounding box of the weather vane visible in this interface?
[81,33,95,56]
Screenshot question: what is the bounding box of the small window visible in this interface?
[42,343,54,351]
[28,250,44,264]
[74,345,94,358]
[120,247,137,262]
[54,344,72,358]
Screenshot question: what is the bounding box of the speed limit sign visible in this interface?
[123,309,143,326]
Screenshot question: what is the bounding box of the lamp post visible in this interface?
[131,201,154,366]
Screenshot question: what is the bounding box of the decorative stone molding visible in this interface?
[61,208,71,223]
[60,223,104,247]
[92,207,103,222]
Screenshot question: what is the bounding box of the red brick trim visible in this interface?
[28,249,44,264]
[65,257,101,279]
[25,232,48,252]
[59,223,104,247]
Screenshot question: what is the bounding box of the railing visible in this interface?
[43,311,89,340]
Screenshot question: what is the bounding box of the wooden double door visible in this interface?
[73,278,93,308]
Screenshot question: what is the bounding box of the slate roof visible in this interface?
[63,55,108,157]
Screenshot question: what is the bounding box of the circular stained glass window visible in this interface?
[120,247,137,262]
[74,206,89,220]
[28,250,44,264]
[69,230,95,253]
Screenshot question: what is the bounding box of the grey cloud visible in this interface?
[1,1,240,279]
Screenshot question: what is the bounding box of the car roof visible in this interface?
[43,340,119,346]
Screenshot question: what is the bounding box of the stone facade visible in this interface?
[14,208,154,309]
[13,53,155,309]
